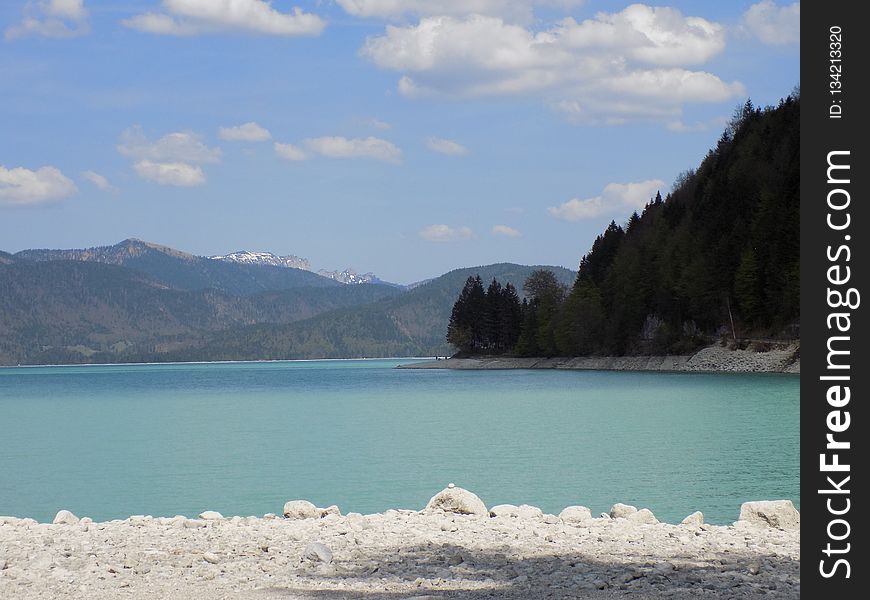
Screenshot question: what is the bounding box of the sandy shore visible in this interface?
[0,490,799,599]
[399,342,800,374]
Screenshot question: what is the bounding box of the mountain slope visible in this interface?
[0,259,400,365]
[16,239,338,296]
[181,264,576,360]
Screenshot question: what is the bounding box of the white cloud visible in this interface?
[5,0,90,40]
[419,224,474,242]
[426,137,468,156]
[361,6,741,123]
[274,142,307,161]
[304,136,402,163]
[118,127,218,186]
[133,160,205,186]
[742,1,799,45]
[337,0,585,24]
[81,170,118,192]
[547,179,664,221]
[118,126,221,163]
[219,122,271,142]
[0,165,77,206]
[492,224,521,237]
[368,118,391,130]
[123,0,325,37]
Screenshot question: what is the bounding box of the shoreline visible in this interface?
[0,488,800,599]
[398,342,800,374]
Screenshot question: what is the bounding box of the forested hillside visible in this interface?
[448,93,800,357]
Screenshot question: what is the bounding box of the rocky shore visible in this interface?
[0,486,799,599]
[400,342,800,374]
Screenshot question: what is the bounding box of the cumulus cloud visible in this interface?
[118,126,222,164]
[426,137,468,156]
[492,224,521,237]
[338,0,586,23]
[274,142,307,161]
[547,179,664,221]
[304,136,402,163]
[219,122,271,142]
[118,126,219,186]
[0,165,77,206]
[5,0,90,39]
[361,5,742,123]
[133,160,205,186]
[419,224,474,242]
[122,0,325,37]
[81,170,118,192]
[742,1,799,45]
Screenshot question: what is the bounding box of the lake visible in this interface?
[0,359,799,525]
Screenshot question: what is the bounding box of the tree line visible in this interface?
[447,92,800,357]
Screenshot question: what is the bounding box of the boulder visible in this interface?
[738,500,800,529]
[489,504,518,518]
[489,504,542,519]
[609,503,638,519]
[628,508,658,525]
[559,506,593,523]
[198,511,223,520]
[680,511,704,527]
[52,510,79,525]
[283,500,321,520]
[282,500,340,519]
[425,485,488,516]
[302,542,333,564]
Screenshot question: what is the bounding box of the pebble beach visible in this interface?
[0,486,800,599]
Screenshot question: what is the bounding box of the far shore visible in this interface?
[399,342,800,374]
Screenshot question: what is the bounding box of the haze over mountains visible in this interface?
[0,239,573,365]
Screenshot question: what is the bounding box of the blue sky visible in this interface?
[0,1,799,284]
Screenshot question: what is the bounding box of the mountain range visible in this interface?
[0,240,574,365]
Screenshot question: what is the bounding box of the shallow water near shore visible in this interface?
[0,359,798,524]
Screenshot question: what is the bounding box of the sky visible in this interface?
[0,0,800,284]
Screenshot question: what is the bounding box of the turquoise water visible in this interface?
[0,360,799,525]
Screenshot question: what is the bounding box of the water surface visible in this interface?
[0,359,799,524]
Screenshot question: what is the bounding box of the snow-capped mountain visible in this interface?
[316,269,379,285]
[209,250,311,271]
[209,250,391,285]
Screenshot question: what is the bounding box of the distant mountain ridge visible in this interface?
[209,250,311,271]
[208,248,390,286]
[15,238,338,296]
[0,243,574,365]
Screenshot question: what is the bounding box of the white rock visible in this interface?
[283,500,321,520]
[321,504,342,517]
[302,542,333,564]
[425,486,488,516]
[263,513,278,520]
[52,510,80,525]
[680,511,704,526]
[202,552,220,564]
[489,504,519,518]
[542,513,560,525]
[559,506,593,523]
[0,516,21,526]
[609,503,638,519]
[738,500,800,529]
[198,511,223,520]
[184,519,207,529]
[628,508,658,525]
